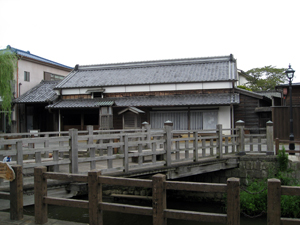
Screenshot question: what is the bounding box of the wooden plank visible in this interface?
[281,186,300,196]
[227,177,240,225]
[99,202,152,216]
[99,176,152,188]
[152,174,166,225]
[165,209,227,223]
[10,165,23,220]
[44,197,88,208]
[43,172,88,182]
[89,170,102,225]
[165,181,227,193]
[34,166,48,224]
[0,191,10,200]
[281,218,300,225]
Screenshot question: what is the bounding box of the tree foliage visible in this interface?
[0,50,17,122]
[245,66,287,91]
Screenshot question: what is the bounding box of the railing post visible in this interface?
[227,177,240,225]
[235,120,245,155]
[16,141,23,166]
[216,124,223,158]
[88,170,102,225]
[123,135,129,172]
[266,121,274,155]
[275,138,279,155]
[142,121,151,149]
[87,125,96,169]
[193,131,198,162]
[152,174,166,225]
[10,165,23,220]
[69,129,79,173]
[267,178,281,225]
[34,166,48,224]
[164,121,173,167]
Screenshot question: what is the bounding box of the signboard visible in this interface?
[0,162,15,181]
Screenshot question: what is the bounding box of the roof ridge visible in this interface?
[76,54,235,71]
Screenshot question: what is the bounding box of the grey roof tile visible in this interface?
[56,55,237,89]
[14,80,60,103]
[46,93,239,109]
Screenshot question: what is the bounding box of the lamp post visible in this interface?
[285,64,295,152]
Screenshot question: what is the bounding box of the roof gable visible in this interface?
[56,55,237,89]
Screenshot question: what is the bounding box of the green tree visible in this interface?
[0,50,17,123]
[245,66,287,91]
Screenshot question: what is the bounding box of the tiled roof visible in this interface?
[56,55,237,89]
[13,81,60,103]
[3,45,72,70]
[47,99,114,109]
[46,93,239,109]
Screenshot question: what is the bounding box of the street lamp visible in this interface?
[285,64,295,152]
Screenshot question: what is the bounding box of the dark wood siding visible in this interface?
[273,106,300,141]
[234,94,260,129]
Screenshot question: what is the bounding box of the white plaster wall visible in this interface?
[238,74,248,86]
[17,60,70,96]
[218,106,231,135]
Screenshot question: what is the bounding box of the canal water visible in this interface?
[23,197,267,225]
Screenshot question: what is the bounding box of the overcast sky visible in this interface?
[1,0,300,82]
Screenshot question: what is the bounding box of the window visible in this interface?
[150,110,218,130]
[24,71,30,81]
[44,72,64,81]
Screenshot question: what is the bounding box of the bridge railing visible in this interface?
[34,166,240,225]
[0,120,274,180]
[0,165,23,220]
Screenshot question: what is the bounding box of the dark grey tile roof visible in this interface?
[3,45,72,70]
[14,81,60,103]
[47,99,114,109]
[56,55,237,89]
[46,93,239,109]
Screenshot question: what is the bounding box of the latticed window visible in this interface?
[100,107,113,129]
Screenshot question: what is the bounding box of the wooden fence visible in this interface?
[34,166,240,225]
[275,138,300,155]
[0,165,23,220]
[268,178,300,225]
[0,121,274,181]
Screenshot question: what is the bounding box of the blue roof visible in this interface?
[3,45,72,70]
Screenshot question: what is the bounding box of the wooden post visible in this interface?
[123,135,129,172]
[152,174,166,225]
[16,141,23,166]
[235,120,245,155]
[10,165,23,220]
[142,122,151,149]
[275,138,279,155]
[216,124,223,158]
[34,166,48,224]
[193,131,198,162]
[88,170,102,225]
[227,177,240,225]
[52,150,59,172]
[44,134,49,158]
[267,178,281,225]
[266,121,274,155]
[87,126,96,169]
[164,121,173,166]
[69,129,79,173]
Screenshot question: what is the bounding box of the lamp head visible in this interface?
[285,64,295,80]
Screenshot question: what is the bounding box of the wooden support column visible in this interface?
[123,135,129,172]
[227,177,240,225]
[152,174,166,225]
[69,129,79,174]
[216,124,223,158]
[164,121,173,167]
[88,170,102,225]
[142,121,151,149]
[10,165,23,220]
[87,125,96,169]
[266,121,274,155]
[235,120,245,155]
[193,131,198,162]
[34,166,48,224]
[267,178,281,225]
[16,141,23,167]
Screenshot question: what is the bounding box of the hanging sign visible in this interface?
[0,162,15,181]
